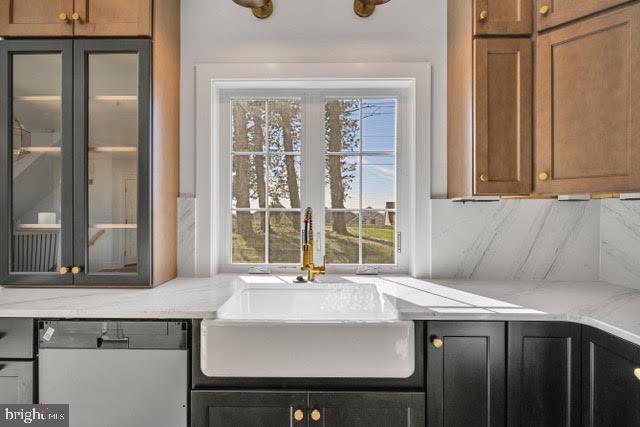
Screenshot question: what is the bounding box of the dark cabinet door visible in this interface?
[191,391,308,427]
[427,321,506,427]
[307,392,425,427]
[507,322,581,426]
[582,326,640,426]
[72,39,151,286]
[0,39,74,286]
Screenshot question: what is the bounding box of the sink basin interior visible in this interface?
[216,282,399,321]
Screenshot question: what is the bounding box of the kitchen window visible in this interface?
[219,89,408,272]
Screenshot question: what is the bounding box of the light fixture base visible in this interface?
[252,0,273,19]
[354,0,376,17]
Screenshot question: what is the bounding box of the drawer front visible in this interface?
[537,0,631,30]
[474,0,533,35]
[0,361,33,404]
[0,318,33,359]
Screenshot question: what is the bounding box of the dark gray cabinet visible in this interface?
[0,39,151,286]
[507,321,581,426]
[582,326,640,426]
[191,391,424,427]
[426,321,506,427]
[0,361,33,404]
[308,392,424,427]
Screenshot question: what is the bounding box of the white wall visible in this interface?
[180,0,448,197]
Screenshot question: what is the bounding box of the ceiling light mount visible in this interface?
[232,0,273,19]
[353,0,391,18]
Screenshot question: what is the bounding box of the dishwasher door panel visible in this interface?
[39,349,187,427]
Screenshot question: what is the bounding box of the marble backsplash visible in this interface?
[431,198,640,290]
[600,199,640,289]
[431,199,601,281]
[176,195,640,290]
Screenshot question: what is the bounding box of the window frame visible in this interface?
[218,88,410,274]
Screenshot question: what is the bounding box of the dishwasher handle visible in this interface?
[97,336,129,349]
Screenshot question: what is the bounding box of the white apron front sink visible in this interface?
[201,283,415,378]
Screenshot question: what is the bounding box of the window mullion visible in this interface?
[305,91,325,264]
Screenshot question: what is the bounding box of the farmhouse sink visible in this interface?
[201,282,415,378]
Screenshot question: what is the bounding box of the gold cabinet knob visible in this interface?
[480,173,489,182]
[59,266,70,275]
[71,12,81,22]
[58,12,68,22]
[311,409,321,421]
[432,337,444,349]
[293,409,304,422]
[71,266,83,275]
[539,172,549,181]
[539,5,550,15]
[634,368,640,381]
[479,10,488,21]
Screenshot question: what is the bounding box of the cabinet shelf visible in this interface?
[90,224,137,230]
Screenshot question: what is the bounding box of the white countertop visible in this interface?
[1,274,639,346]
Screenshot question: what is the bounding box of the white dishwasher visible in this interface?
[38,320,188,427]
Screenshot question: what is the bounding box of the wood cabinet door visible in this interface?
[474,38,532,195]
[72,0,152,37]
[536,3,640,194]
[307,392,425,427]
[0,362,33,404]
[536,0,631,31]
[427,321,506,427]
[582,326,640,426]
[507,322,581,426]
[0,0,74,37]
[191,391,308,427]
[474,0,533,35]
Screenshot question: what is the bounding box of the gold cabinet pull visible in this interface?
[432,337,444,349]
[634,368,640,381]
[479,10,488,21]
[480,173,489,182]
[293,409,304,422]
[71,12,81,22]
[71,266,83,275]
[310,409,321,421]
[538,172,549,181]
[59,266,70,275]
[58,12,69,22]
[539,5,550,15]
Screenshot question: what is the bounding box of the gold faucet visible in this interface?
[301,207,326,282]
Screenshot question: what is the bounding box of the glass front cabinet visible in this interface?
[0,39,153,286]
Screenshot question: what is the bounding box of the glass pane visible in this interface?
[325,99,360,152]
[269,211,300,263]
[362,156,395,209]
[362,99,396,152]
[232,100,267,153]
[232,154,266,209]
[268,99,302,152]
[269,155,300,209]
[87,53,139,274]
[325,211,359,264]
[362,214,395,265]
[232,211,265,263]
[325,156,359,209]
[11,54,62,273]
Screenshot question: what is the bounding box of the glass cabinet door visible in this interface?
[0,40,74,285]
[73,40,150,285]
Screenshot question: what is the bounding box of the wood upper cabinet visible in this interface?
[0,0,74,36]
[582,326,640,426]
[536,3,640,194]
[474,0,533,35]
[536,0,631,31]
[0,0,151,37]
[474,38,532,195]
[73,0,152,37]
